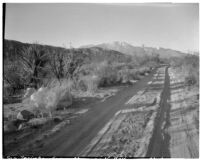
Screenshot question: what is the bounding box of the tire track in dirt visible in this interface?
[146,66,171,158]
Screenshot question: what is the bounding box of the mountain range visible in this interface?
[80,41,187,59]
[4,39,189,64]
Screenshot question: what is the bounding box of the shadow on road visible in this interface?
[145,66,171,158]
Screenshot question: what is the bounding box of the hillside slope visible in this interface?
[4,39,130,63]
[80,41,186,59]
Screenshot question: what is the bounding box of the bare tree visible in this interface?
[48,48,84,81]
[67,49,85,80]
[19,43,48,89]
[48,48,67,81]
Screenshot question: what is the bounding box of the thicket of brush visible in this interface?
[4,42,160,105]
[170,55,199,86]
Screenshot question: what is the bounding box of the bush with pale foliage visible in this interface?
[78,75,99,93]
[23,79,73,117]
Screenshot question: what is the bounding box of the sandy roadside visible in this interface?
[79,67,166,157]
[167,68,199,158]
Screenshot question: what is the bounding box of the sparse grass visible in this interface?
[172,55,199,86]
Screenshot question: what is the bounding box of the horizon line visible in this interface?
[4,38,199,54]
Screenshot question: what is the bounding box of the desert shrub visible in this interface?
[183,64,199,86]
[118,68,146,83]
[78,62,98,76]
[97,62,119,87]
[145,60,158,69]
[118,69,128,83]
[185,74,198,86]
[45,80,73,112]
[78,75,99,93]
[77,61,147,89]
[170,55,199,86]
[126,69,141,80]
[4,60,27,95]
[76,61,120,88]
[23,79,73,117]
[170,56,184,68]
[182,55,199,86]
[136,67,150,76]
[118,69,135,83]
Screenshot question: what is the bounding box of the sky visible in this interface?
[5,3,199,52]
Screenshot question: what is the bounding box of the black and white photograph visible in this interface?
[2,1,199,158]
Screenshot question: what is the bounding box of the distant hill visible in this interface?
[157,47,186,58]
[80,41,187,59]
[3,39,131,63]
[80,41,147,57]
[4,39,189,66]
[4,39,65,61]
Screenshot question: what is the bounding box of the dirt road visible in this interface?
[15,70,157,157]
[6,66,198,158]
